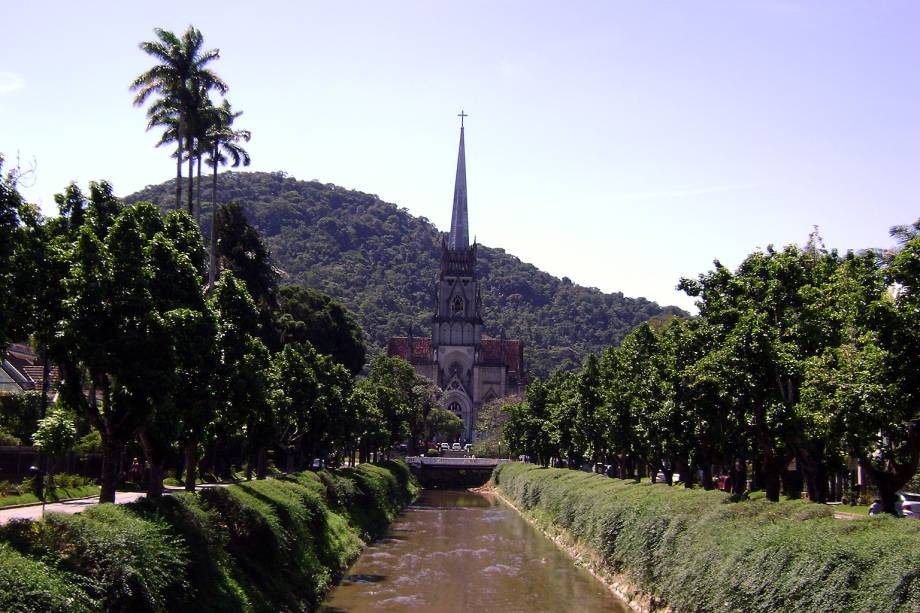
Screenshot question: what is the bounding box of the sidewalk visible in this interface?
[0,481,234,525]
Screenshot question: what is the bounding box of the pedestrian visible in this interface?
[128,457,143,483]
[868,499,882,516]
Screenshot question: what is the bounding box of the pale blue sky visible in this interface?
[2,1,918,311]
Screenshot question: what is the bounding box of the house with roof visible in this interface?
[1,343,59,395]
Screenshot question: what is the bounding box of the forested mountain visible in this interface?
[127,171,685,377]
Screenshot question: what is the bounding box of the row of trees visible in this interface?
[0,160,460,503]
[501,227,920,513]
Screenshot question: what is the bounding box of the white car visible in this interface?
[440,442,450,451]
[451,443,462,451]
[896,491,920,518]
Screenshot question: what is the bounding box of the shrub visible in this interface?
[0,427,21,446]
[34,504,189,612]
[0,543,96,612]
[48,473,93,489]
[494,463,920,612]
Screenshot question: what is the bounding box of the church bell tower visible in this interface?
[386,111,527,444]
[431,113,483,434]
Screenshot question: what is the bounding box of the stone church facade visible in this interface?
[387,121,526,442]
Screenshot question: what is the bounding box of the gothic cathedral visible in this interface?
[387,119,527,442]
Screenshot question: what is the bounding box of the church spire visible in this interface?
[448,111,469,251]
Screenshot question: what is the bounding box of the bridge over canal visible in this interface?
[405,457,510,488]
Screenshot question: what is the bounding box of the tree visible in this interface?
[678,243,843,501]
[366,355,417,452]
[800,237,920,514]
[32,407,77,459]
[502,379,557,466]
[0,155,23,348]
[211,271,273,479]
[135,217,213,498]
[351,381,390,463]
[270,342,350,469]
[56,203,177,503]
[426,407,463,442]
[275,285,366,374]
[131,26,227,212]
[407,378,441,454]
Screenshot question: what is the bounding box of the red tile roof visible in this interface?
[3,343,60,391]
[387,337,434,363]
[387,335,528,389]
[22,365,60,388]
[479,337,524,373]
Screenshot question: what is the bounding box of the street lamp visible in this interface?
[28,465,45,517]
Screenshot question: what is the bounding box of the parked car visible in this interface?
[309,458,324,471]
[464,444,472,454]
[896,491,920,518]
[451,443,462,451]
[440,442,450,451]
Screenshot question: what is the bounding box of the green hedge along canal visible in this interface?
[322,489,629,612]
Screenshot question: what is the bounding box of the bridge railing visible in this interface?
[405,457,511,467]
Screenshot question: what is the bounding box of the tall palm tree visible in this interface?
[205,100,251,290]
[131,26,227,211]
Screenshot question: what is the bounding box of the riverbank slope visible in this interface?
[494,462,920,612]
[0,461,418,612]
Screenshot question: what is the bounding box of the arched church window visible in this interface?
[448,401,463,417]
[448,361,462,378]
[452,296,463,314]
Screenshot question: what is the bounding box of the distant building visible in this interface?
[388,118,527,441]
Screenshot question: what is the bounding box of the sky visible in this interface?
[2,1,919,312]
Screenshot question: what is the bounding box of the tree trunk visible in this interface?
[781,465,803,500]
[187,142,194,215]
[139,429,164,499]
[184,439,198,492]
[700,463,714,490]
[196,154,202,223]
[731,458,747,496]
[208,159,219,291]
[99,437,122,504]
[146,463,164,499]
[256,446,267,480]
[33,345,51,499]
[804,462,829,503]
[860,455,917,515]
[175,133,183,209]
[762,456,782,502]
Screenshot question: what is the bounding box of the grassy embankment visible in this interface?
[0,485,101,508]
[494,462,920,612]
[0,461,417,612]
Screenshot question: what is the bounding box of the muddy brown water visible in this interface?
[321,489,630,612]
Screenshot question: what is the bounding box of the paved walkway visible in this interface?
[0,482,233,525]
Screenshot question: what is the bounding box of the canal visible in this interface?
[321,489,629,612]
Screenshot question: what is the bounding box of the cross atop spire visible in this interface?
[447,117,469,251]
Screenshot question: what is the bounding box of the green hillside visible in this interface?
[127,171,685,377]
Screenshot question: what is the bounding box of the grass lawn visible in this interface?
[0,485,100,508]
